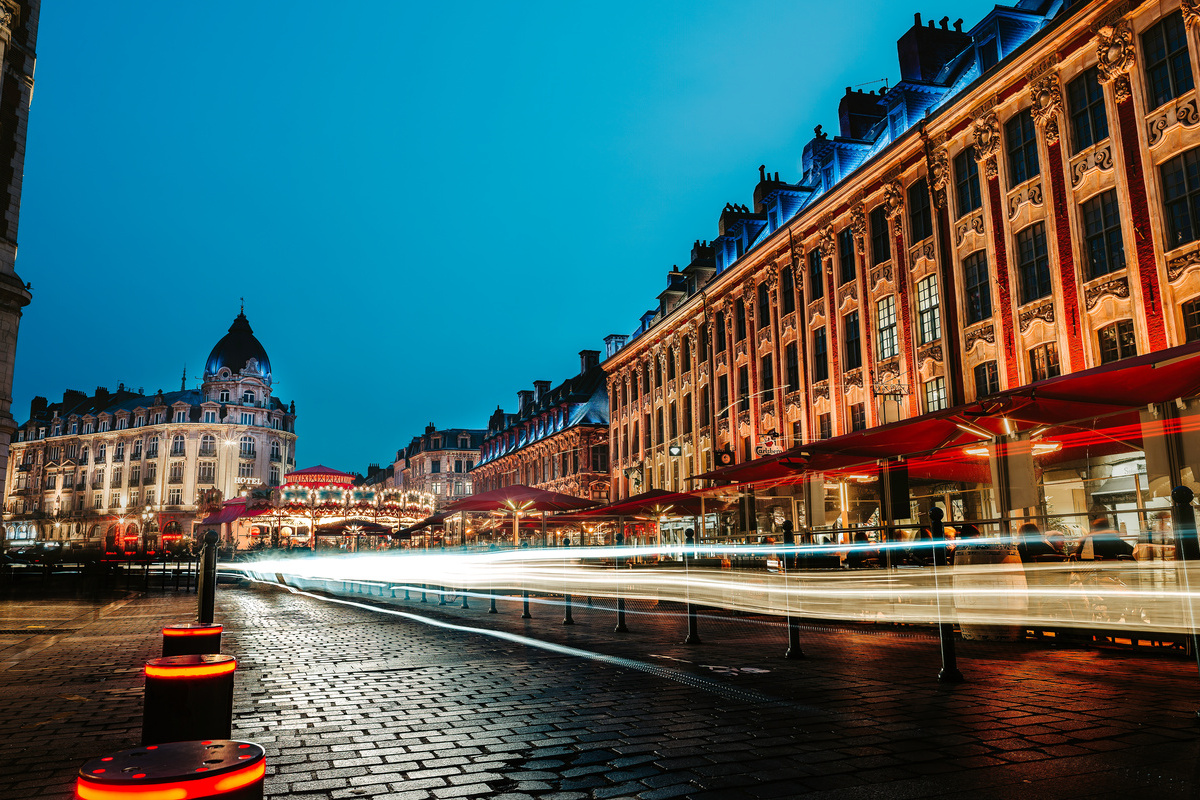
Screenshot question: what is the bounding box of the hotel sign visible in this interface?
[235,477,264,486]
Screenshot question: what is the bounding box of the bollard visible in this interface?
[614,531,628,633]
[162,623,223,658]
[438,586,448,606]
[683,529,700,645]
[142,654,236,745]
[522,589,531,619]
[77,740,265,800]
[930,507,964,684]
[489,590,498,614]
[420,584,427,603]
[781,523,804,659]
[461,588,470,610]
[562,539,574,625]
[197,530,219,626]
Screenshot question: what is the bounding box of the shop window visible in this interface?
[974,361,1000,397]
[1029,342,1061,382]
[923,377,947,413]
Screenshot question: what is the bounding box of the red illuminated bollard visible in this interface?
[77,739,265,800]
[162,623,223,657]
[142,654,236,745]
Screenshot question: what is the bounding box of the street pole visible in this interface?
[1170,486,1200,699]
[562,538,574,625]
[782,522,803,659]
[930,506,963,683]
[197,529,219,625]
[614,528,628,632]
[683,528,700,644]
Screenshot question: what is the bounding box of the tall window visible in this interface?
[199,434,216,456]
[1184,297,1200,342]
[270,440,282,460]
[239,435,255,458]
[683,395,693,434]
[962,251,992,323]
[114,441,124,461]
[198,462,215,483]
[1006,109,1040,187]
[955,147,982,217]
[700,390,710,427]
[656,408,664,444]
[923,377,947,413]
[781,267,795,315]
[843,312,862,370]
[170,435,185,456]
[1016,222,1052,304]
[876,296,898,360]
[1082,189,1125,279]
[174,410,187,423]
[757,283,770,328]
[838,228,855,284]
[734,301,747,341]
[809,248,824,299]
[785,343,800,393]
[1098,320,1137,364]
[870,206,890,265]
[667,349,676,381]
[147,436,159,458]
[682,337,692,371]
[237,461,253,479]
[717,376,729,417]
[714,312,726,352]
[908,178,933,242]
[974,361,999,397]
[849,403,866,432]
[203,410,217,423]
[760,354,774,393]
[1067,67,1108,153]
[916,275,941,344]
[131,440,142,459]
[168,461,184,482]
[1029,342,1061,381]
[270,465,281,486]
[96,444,106,463]
[655,359,663,387]
[669,402,678,439]
[1143,11,1194,110]
[812,328,829,382]
[1162,146,1200,249]
[737,366,750,412]
[818,413,832,440]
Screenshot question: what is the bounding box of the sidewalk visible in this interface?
[2,581,1199,799]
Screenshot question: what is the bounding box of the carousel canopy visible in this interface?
[285,465,356,486]
[442,484,596,513]
[315,520,393,535]
[201,499,272,526]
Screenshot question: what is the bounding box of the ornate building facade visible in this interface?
[473,350,612,502]
[0,2,38,496]
[2,312,297,550]
[391,423,485,509]
[606,0,1200,501]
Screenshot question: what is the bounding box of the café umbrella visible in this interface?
[442,484,595,546]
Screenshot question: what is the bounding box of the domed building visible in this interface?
[1,312,297,553]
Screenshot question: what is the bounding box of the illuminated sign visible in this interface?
[235,477,263,486]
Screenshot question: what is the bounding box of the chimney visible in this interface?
[425,422,436,434]
[533,380,551,402]
[517,389,534,408]
[579,349,601,375]
[95,386,110,401]
[63,389,87,407]
[30,396,48,419]
[604,334,628,358]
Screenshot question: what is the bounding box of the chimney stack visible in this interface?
[533,380,551,402]
[579,350,601,375]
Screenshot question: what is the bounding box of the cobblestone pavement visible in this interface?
[3,580,1200,799]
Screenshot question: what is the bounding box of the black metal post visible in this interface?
[461,586,470,609]
[1170,486,1200,701]
[489,590,498,613]
[930,507,963,683]
[683,528,700,645]
[439,586,448,605]
[614,531,628,633]
[420,584,427,602]
[562,538,574,625]
[782,522,803,659]
[197,530,219,626]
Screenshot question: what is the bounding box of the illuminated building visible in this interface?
[605,0,1200,539]
[0,2,38,500]
[473,349,613,503]
[391,423,485,508]
[2,312,297,550]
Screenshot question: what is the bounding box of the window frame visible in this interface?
[1005,108,1040,188]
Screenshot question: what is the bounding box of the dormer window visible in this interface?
[204,410,218,423]
[117,418,127,430]
[70,421,78,434]
[175,410,187,423]
[219,390,230,403]
[99,420,110,432]
[242,390,255,404]
[135,415,144,427]
[84,422,94,434]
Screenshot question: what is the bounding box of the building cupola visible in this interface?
[204,311,272,382]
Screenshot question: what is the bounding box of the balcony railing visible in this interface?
[168,476,183,484]
[143,476,156,485]
[130,452,142,460]
[197,475,215,484]
[198,448,217,457]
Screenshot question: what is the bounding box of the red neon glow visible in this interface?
[161,626,221,637]
[75,759,264,800]
[144,660,236,679]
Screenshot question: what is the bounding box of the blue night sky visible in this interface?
[14,0,998,472]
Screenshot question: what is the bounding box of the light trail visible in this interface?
[225,544,1200,635]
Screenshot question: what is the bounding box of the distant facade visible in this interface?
[2,312,297,550]
[606,0,1200,499]
[0,2,39,500]
[392,424,484,509]
[472,350,611,502]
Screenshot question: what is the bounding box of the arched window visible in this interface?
[96,444,106,463]
[200,434,216,456]
[240,435,255,457]
[147,436,159,458]
[242,390,255,405]
[80,445,89,464]
[270,440,281,460]
[218,389,230,402]
[114,441,124,461]
[170,435,185,456]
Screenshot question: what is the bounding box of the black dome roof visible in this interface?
[205,312,271,379]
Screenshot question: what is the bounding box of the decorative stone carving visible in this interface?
[817,224,836,256]
[877,358,900,377]
[654,387,663,403]
[955,209,986,247]
[808,300,823,326]
[781,312,797,335]
[870,262,894,289]
[715,351,728,370]
[1007,180,1044,219]
[1084,275,1130,310]
[1029,72,1063,144]
[1147,96,1200,147]
[925,135,950,209]
[910,240,936,264]
[717,418,730,436]
[1019,301,1056,333]
[1183,0,1200,30]
[761,399,775,418]
[1167,245,1200,283]
[918,343,944,367]
[784,390,803,414]
[882,180,904,235]
[757,326,772,347]
[1096,21,1135,103]
[790,236,804,268]
[698,361,710,379]
[844,369,863,389]
[734,341,747,360]
[1069,142,1114,187]
[972,111,1001,179]
[837,282,858,306]
[850,203,868,248]
[812,381,829,401]
[964,323,995,352]
[666,379,676,396]
[762,265,779,290]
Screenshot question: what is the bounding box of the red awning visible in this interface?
[697,342,1200,486]
[575,488,727,518]
[201,503,272,525]
[441,484,596,513]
